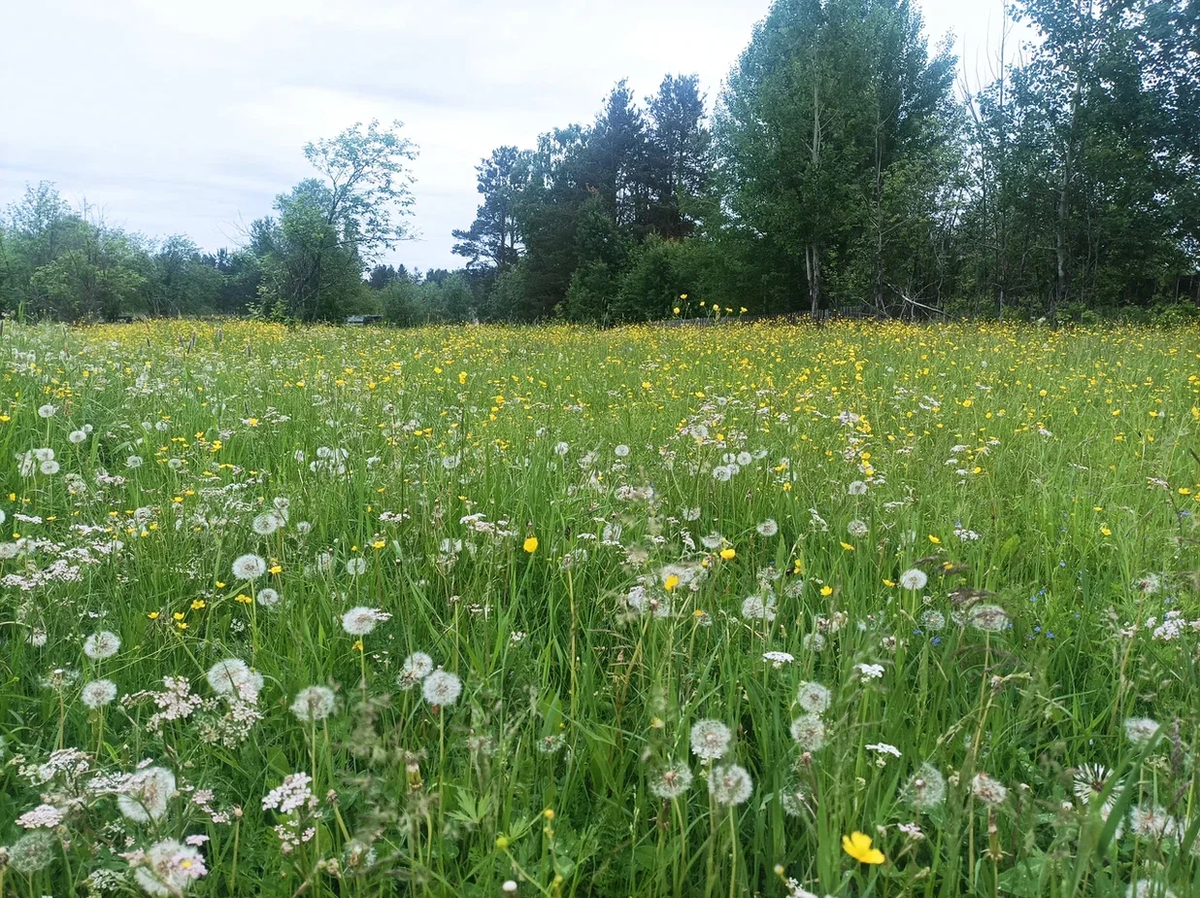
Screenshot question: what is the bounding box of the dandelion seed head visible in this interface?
[422,669,463,707]
[83,630,121,660]
[689,719,732,760]
[708,764,753,806]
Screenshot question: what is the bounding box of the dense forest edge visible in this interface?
[2,0,1198,327]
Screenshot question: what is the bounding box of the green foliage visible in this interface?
[0,320,1197,896]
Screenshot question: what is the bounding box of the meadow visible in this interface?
[0,319,1198,898]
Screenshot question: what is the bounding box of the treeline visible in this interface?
[2,0,1198,325]
[455,0,1200,323]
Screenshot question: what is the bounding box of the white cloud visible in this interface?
[0,0,1016,271]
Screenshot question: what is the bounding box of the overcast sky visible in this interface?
[0,0,1023,272]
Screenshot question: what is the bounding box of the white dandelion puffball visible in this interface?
[206,659,263,702]
[290,686,336,723]
[256,587,281,608]
[68,429,88,444]
[81,678,118,708]
[968,603,1010,632]
[345,557,368,575]
[118,766,176,823]
[756,519,779,537]
[740,595,777,622]
[689,719,732,760]
[708,764,753,806]
[848,480,868,496]
[614,444,630,457]
[649,761,694,800]
[899,568,928,590]
[231,553,267,581]
[83,630,121,660]
[790,714,827,751]
[252,512,282,536]
[796,681,832,714]
[1123,717,1161,748]
[902,763,947,809]
[398,652,435,690]
[341,606,389,636]
[37,403,57,418]
[422,669,463,706]
[970,772,1009,805]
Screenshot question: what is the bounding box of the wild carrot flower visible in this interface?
[15,803,65,829]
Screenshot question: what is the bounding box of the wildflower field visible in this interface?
[1,320,1199,898]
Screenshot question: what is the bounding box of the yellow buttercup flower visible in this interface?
[664,574,680,591]
[842,831,885,865]
[719,547,736,560]
[523,536,538,553]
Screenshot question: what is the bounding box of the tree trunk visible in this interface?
[807,243,822,320]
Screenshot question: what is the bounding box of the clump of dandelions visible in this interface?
[690,719,732,760]
[795,681,831,714]
[398,652,434,690]
[290,686,336,723]
[83,630,121,660]
[708,764,753,806]
[422,669,463,707]
[649,761,694,800]
[231,554,267,581]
